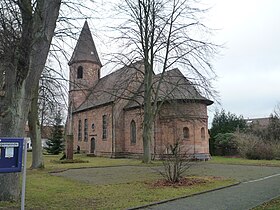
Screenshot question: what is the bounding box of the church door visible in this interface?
[90,138,96,154]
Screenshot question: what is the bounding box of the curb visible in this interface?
[127,182,241,210]
[249,194,280,210]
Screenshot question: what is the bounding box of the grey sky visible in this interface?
[78,0,280,123]
[207,0,280,121]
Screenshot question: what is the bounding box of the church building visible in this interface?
[67,21,213,159]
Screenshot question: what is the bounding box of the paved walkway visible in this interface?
[54,163,280,209]
[54,163,280,184]
[140,172,280,210]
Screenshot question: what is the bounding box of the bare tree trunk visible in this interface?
[0,0,61,201]
[142,119,152,163]
[28,82,44,168]
[0,173,20,201]
[142,60,153,163]
[0,87,25,201]
[0,79,31,201]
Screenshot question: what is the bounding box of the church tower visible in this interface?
[68,21,102,109]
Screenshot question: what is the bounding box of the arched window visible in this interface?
[77,66,83,79]
[78,120,82,141]
[201,127,205,140]
[102,115,107,140]
[183,127,190,139]
[130,120,136,144]
[84,119,88,142]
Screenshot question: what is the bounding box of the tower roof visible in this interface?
[68,21,102,66]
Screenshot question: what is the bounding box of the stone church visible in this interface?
[67,21,213,159]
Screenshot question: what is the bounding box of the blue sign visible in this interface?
[0,138,24,173]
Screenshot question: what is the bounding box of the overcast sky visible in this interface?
[206,0,280,121]
[83,0,280,123]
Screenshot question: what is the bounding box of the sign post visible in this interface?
[21,138,27,210]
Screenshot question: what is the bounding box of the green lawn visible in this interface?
[0,153,236,210]
[210,156,280,167]
[42,153,146,171]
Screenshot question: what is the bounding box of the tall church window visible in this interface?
[77,66,83,79]
[78,120,82,141]
[201,127,205,140]
[102,115,107,140]
[130,120,136,144]
[183,127,190,139]
[84,119,88,142]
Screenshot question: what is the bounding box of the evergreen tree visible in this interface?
[210,109,247,138]
[46,111,64,155]
[210,109,247,155]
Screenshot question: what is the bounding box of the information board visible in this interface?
[0,138,24,173]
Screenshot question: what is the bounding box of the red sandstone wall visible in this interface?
[69,62,100,109]
[123,108,146,154]
[156,118,209,155]
[123,102,210,156]
[72,105,113,155]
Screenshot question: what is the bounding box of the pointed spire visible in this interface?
[68,21,102,66]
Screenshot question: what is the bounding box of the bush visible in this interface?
[210,109,247,155]
[214,133,238,156]
[234,133,276,160]
[158,141,191,183]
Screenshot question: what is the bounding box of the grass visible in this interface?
[0,153,236,210]
[35,174,234,209]
[4,172,236,210]
[42,153,146,171]
[252,196,280,210]
[210,156,280,167]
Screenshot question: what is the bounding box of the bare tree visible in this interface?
[112,0,217,163]
[0,0,61,201]
[39,67,67,127]
[158,140,191,183]
[28,66,67,169]
[0,0,102,200]
[27,0,96,169]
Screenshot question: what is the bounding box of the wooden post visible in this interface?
[66,135,73,160]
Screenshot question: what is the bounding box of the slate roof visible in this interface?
[74,60,144,112]
[124,68,213,109]
[74,60,213,113]
[68,21,102,66]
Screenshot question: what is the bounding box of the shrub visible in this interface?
[214,133,238,156]
[234,133,275,160]
[158,140,191,183]
[210,109,247,155]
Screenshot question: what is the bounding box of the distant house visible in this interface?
[66,21,213,159]
[246,117,270,130]
[24,125,54,150]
